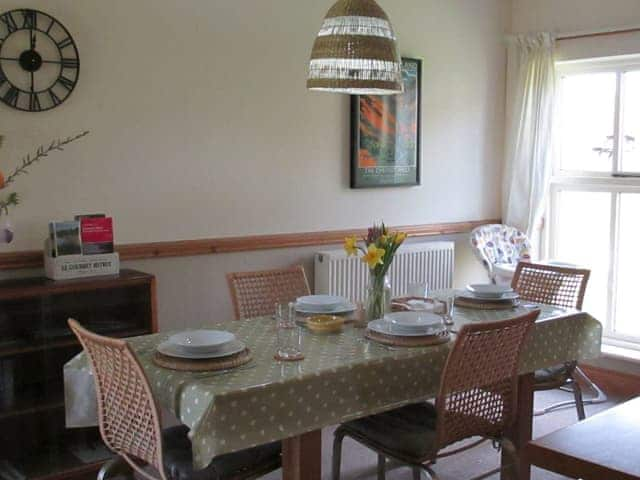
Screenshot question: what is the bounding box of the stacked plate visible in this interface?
[157,329,246,359]
[455,284,519,309]
[368,311,446,337]
[295,295,356,315]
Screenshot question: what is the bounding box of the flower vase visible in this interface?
[366,273,391,321]
[0,216,13,244]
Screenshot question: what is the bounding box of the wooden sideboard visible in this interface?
[0,269,156,480]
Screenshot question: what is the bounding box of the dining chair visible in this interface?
[226,265,311,320]
[470,224,532,285]
[68,319,282,480]
[511,261,605,419]
[332,309,539,480]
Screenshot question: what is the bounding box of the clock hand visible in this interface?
[30,71,34,93]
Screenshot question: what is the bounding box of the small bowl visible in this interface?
[306,315,345,334]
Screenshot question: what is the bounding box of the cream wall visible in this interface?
[0,0,509,329]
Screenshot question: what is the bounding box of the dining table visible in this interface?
[64,292,602,480]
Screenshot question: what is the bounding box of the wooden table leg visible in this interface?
[502,372,534,480]
[282,429,322,480]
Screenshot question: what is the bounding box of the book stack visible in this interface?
[44,214,119,280]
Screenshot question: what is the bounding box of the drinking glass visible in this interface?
[408,282,429,299]
[442,294,455,325]
[276,302,303,360]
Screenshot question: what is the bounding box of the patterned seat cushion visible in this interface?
[340,402,438,460]
[470,224,532,277]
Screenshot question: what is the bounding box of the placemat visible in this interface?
[365,329,451,347]
[153,348,252,372]
[454,297,517,310]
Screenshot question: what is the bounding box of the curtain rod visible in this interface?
[557,27,640,42]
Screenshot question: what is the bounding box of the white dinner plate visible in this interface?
[295,302,357,315]
[368,319,446,337]
[383,311,443,334]
[296,295,348,312]
[457,291,520,301]
[466,284,514,298]
[168,330,236,354]
[157,339,245,359]
[404,300,440,313]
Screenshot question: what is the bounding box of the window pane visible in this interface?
[621,70,640,173]
[614,193,640,337]
[554,190,611,323]
[560,73,616,172]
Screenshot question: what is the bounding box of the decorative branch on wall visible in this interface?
[0,131,89,243]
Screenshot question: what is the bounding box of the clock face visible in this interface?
[0,9,80,112]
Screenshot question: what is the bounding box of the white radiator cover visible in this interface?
[314,241,455,302]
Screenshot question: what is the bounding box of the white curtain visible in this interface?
[502,33,556,246]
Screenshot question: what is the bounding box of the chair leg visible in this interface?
[572,379,586,420]
[413,466,422,480]
[377,454,386,480]
[332,429,346,480]
[499,439,519,480]
[97,456,134,480]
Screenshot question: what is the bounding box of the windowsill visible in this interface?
[601,343,640,364]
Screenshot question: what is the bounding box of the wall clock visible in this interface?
[0,9,79,112]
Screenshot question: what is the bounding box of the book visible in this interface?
[49,221,82,257]
[79,217,114,255]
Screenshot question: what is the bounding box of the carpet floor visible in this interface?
[261,388,618,480]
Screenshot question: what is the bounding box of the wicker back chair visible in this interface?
[68,319,166,480]
[227,265,311,320]
[511,262,590,310]
[511,262,603,420]
[434,312,537,451]
[70,320,283,480]
[332,310,538,480]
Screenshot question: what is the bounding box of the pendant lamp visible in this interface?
[307,0,403,95]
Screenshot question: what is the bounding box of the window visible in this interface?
[549,56,640,352]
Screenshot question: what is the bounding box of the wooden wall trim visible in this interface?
[0,218,500,271]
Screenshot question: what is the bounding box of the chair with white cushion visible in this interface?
[470,224,532,285]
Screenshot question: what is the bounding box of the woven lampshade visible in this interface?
[307,0,403,95]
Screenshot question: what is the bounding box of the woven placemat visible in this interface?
[365,329,451,347]
[153,348,252,372]
[454,297,516,310]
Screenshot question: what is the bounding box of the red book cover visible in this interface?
[80,217,114,254]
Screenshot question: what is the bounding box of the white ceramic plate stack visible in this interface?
[157,329,245,359]
[459,284,519,301]
[368,311,446,337]
[295,295,356,314]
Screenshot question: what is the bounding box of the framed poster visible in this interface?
[350,57,422,188]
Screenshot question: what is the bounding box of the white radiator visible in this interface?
[314,241,455,302]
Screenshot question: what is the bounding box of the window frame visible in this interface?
[549,55,640,349]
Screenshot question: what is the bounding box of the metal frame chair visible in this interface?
[68,319,281,480]
[226,265,311,320]
[332,310,539,480]
[511,262,606,419]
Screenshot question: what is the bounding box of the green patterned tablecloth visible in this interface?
[64,303,601,469]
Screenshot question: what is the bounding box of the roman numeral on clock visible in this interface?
[58,76,75,92]
[3,86,19,108]
[29,92,41,111]
[57,36,74,50]
[61,58,79,69]
[48,88,61,107]
[0,12,18,33]
[22,9,36,29]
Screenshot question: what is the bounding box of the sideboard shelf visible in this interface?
[0,269,157,480]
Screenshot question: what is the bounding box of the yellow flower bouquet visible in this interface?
[344,222,407,320]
